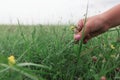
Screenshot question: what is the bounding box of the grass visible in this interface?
[0,24,120,80]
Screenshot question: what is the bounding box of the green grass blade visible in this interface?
[0,67,9,73]
[11,66,40,80]
[17,62,51,70]
[16,43,32,62]
[77,0,89,60]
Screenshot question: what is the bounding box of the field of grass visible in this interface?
[0,24,120,80]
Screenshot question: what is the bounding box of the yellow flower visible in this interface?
[70,26,75,31]
[8,55,16,65]
[110,44,115,49]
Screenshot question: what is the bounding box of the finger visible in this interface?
[74,29,79,34]
[83,34,92,44]
[77,19,84,31]
[74,27,90,41]
[74,19,85,34]
[89,30,103,38]
[74,34,81,41]
[83,31,103,44]
[74,33,91,44]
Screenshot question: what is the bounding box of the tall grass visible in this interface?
[0,24,119,80]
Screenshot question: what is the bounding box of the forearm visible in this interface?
[102,4,120,28]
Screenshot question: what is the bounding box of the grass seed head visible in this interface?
[115,67,120,72]
[102,58,106,63]
[110,54,116,58]
[99,54,103,57]
[92,56,97,62]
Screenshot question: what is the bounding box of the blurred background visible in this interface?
[0,0,119,25]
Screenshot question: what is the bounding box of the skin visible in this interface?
[74,4,120,43]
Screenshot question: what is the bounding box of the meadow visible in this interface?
[0,24,120,80]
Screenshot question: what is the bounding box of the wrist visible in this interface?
[99,13,111,29]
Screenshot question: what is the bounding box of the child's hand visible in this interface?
[74,14,110,43]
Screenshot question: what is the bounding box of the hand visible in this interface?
[74,14,110,43]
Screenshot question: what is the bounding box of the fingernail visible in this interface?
[74,34,81,40]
